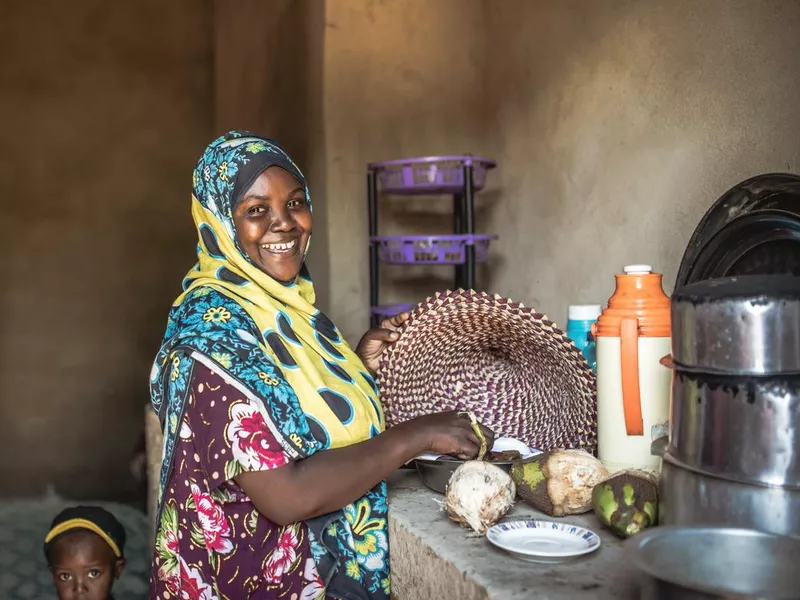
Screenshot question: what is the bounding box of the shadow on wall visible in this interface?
[0,0,213,502]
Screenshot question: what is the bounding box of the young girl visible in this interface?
[44,506,127,600]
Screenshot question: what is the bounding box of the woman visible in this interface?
[149,131,493,600]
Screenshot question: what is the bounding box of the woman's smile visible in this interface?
[260,239,298,255]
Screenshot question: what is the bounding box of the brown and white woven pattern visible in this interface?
[376,289,597,453]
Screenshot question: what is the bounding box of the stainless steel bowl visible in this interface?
[668,370,800,489]
[627,526,800,599]
[658,457,800,538]
[413,458,514,494]
[671,275,800,376]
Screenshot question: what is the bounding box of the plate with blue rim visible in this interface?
[486,520,601,563]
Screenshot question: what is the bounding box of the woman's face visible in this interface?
[233,166,312,283]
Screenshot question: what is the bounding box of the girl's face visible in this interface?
[49,532,124,600]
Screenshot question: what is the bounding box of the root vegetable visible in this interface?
[444,461,515,534]
[592,470,659,538]
[511,450,610,516]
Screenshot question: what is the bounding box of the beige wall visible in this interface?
[318,0,800,336]
[0,0,212,500]
[322,0,488,342]
[483,0,800,323]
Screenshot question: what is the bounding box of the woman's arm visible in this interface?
[236,411,492,526]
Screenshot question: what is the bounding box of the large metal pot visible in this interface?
[668,370,800,489]
[658,458,800,537]
[626,526,800,599]
[671,275,800,377]
[662,275,800,534]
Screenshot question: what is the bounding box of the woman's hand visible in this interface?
[355,312,410,373]
[237,409,495,525]
[401,411,495,460]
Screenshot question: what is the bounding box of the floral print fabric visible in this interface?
[152,363,391,599]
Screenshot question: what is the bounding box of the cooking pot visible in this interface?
[668,370,800,489]
[658,458,800,537]
[661,275,800,535]
[669,276,800,487]
[671,274,800,377]
[627,526,800,599]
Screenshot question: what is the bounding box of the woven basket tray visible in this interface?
[376,289,597,453]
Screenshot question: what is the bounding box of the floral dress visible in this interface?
[151,363,391,600]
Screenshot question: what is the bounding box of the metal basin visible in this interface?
[413,457,513,494]
[627,526,800,599]
[668,370,800,489]
[658,457,800,538]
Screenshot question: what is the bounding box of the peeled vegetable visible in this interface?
[511,450,610,516]
[444,461,516,534]
[592,470,659,538]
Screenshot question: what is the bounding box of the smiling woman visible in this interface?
[148,131,493,600]
[233,166,312,283]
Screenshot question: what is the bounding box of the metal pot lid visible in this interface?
[671,274,800,375]
[675,173,800,290]
[678,209,800,285]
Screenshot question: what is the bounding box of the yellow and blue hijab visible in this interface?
[149,131,389,599]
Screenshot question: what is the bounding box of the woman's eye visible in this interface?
[58,573,71,582]
[88,569,101,579]
[248,206,265,215]
[288,198,304,208]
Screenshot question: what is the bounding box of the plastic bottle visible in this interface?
[566,305,602,353]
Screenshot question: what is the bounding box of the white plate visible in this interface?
[486,520,601,563]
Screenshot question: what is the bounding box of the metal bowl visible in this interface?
[626,526,800,599]
[413,457,514,494]
[658,456,800,537]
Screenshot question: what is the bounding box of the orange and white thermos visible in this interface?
[593,265,672,474]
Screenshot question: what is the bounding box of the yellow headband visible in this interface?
[45,518,122,558]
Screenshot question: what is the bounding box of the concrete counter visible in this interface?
[388,470,640,600]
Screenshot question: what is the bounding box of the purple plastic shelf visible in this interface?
[370,303,414,318]
[370,234,498,265]
[368,155,496,195]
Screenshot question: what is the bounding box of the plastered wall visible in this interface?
[321,0,489,342]
[319,0,800,337]
[0,0,212,500]
[482,0,800,323]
